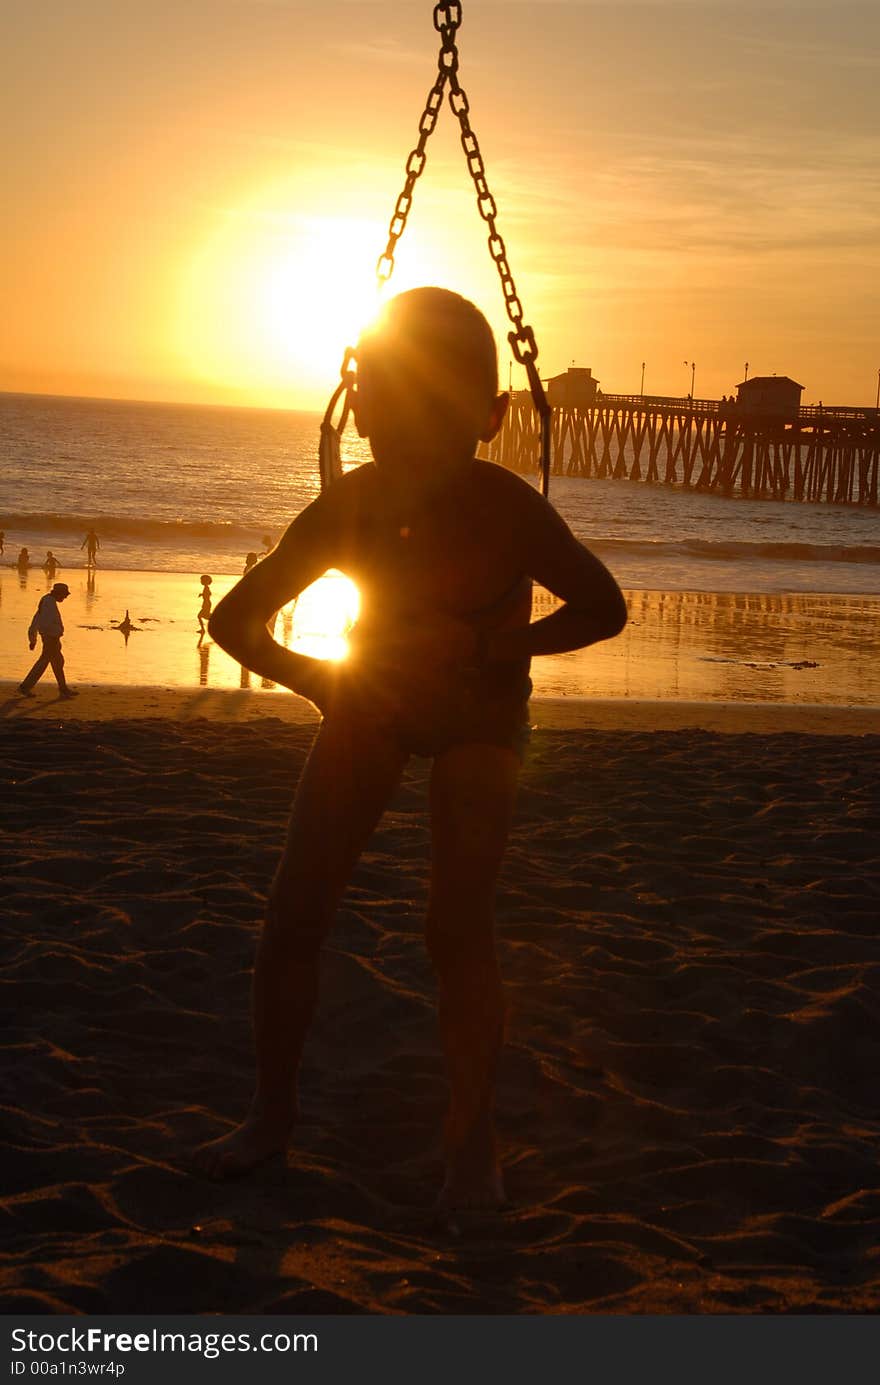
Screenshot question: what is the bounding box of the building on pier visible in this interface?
[735,375,804,420]
[545,367,600,409]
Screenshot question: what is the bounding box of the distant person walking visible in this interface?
[243,552,259,576]
[16,547,30,574]
[0,531,5,555]
[81,528,100,567]
[43,551,59,580]
[198,575,213,635]
[19,582,78,699]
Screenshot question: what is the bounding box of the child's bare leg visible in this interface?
[426,742,519,1211]
[193,715,406,1177]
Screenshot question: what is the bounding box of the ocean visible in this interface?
[3,391,880,595]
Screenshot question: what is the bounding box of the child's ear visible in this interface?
[479,391,510,443]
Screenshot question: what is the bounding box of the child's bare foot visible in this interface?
[191,1110,293,1179]
[435,1163,507,1215]
[435,1100,507,1214]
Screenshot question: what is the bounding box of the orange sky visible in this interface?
[3,2,879,409]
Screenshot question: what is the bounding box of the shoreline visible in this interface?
[2,571,880,708]
[3,681,879,735]
[5,558,880,598]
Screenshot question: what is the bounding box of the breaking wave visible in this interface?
[0,512,271,543]
[593,537,880,565]
[4,514,879,565]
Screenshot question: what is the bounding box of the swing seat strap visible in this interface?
[318,349,355,491]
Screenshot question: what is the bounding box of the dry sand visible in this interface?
[4,682,880,735]
[1,693,879,1314]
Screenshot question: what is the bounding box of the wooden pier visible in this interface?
[489,394,880,505]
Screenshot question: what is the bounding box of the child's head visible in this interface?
[200,574,212,586]
[354,288,508,475]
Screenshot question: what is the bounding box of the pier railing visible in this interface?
[490,394,880,505]
[596,394,880,422]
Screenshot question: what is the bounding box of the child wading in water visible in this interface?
[195,288,626,1209]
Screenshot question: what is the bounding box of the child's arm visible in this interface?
[487,482,627,663]
[208,495,343,704]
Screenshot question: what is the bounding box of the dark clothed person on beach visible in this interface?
[19,582,78,699]
[195,287,627,1209]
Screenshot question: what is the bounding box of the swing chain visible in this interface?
[378,1,541,374]
[323,1,549,493]
[439,24,538,367]
[376,25,453,284]
[434,1,552,497]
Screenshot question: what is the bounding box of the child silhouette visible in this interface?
[196,288,626,1208]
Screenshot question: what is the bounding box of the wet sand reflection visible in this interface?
[0,569,877,707]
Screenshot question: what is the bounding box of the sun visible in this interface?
[257,219,382,379]
[173,180,504,408]
[176,207,385,402]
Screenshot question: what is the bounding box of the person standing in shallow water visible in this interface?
[19,582,78,699]
[43,552,59,581]
[81,528,100,566]
[194,288,627,1210]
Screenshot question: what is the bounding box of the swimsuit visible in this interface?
[389,659,533,760]
[344,577,534,761]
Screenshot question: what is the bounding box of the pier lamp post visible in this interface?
[683,360,696,398]
[744,361,749,382]
[640,361,646,396]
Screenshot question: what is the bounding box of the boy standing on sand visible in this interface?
[196,288,626,1209]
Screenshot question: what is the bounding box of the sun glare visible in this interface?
[174,180,506,408]
[288,570,360,661]
[258,220,381,376]
[176,206,385,403]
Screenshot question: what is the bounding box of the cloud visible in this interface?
[329,37,426,65]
